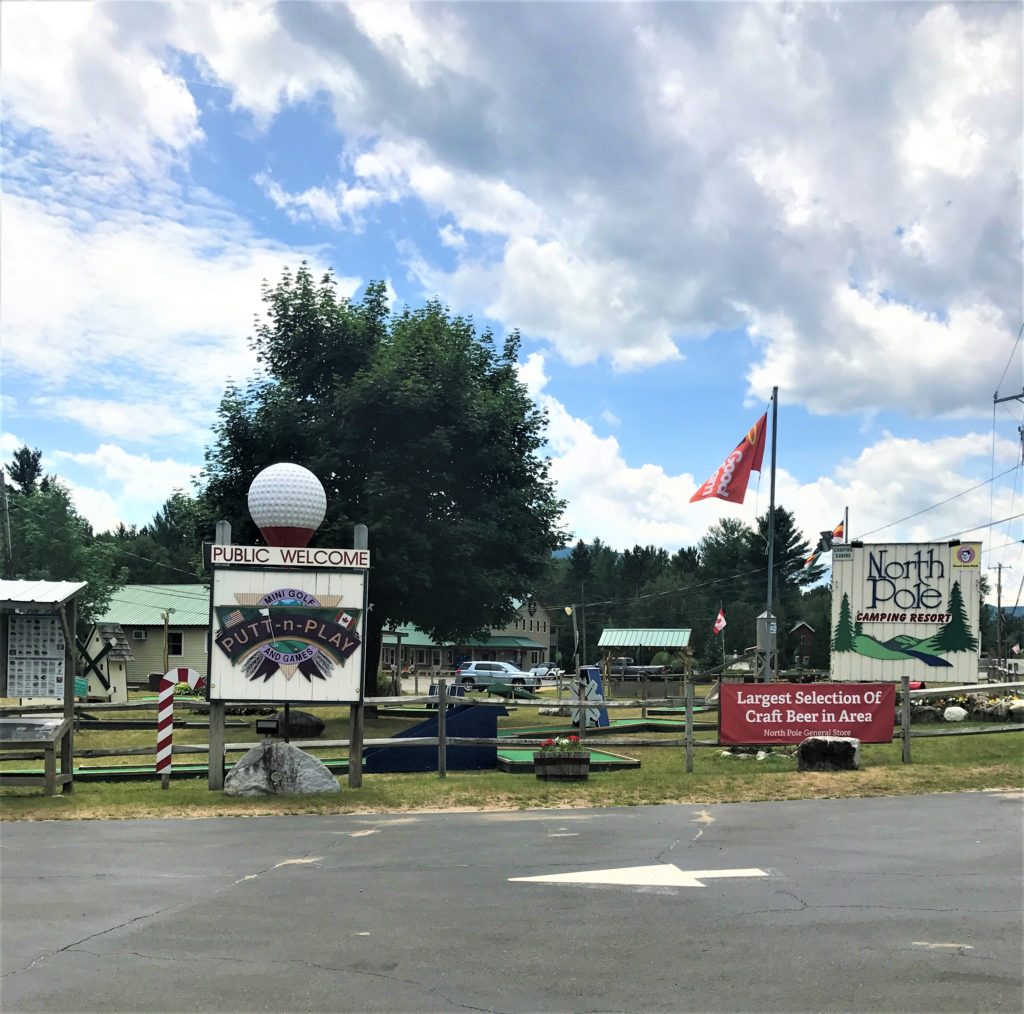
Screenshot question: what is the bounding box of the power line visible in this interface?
[934,512,1024,542]
[7,494,208,583]
[853,465,1019,540]
[993,320,1024,396]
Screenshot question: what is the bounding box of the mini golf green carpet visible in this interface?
[496,748,640,773]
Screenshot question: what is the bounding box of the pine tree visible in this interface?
[832,592,855,651]
[933,581,979,652]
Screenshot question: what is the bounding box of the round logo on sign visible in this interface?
[956,546,976,565]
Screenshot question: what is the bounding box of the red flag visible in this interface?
[713,609,726,634]
[690,413,768,504]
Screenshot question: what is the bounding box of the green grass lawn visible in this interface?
[1,694,1020,820]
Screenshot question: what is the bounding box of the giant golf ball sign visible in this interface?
[247,463,327,548]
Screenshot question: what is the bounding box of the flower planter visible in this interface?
[533,751,590,781]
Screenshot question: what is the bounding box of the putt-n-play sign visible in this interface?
[208,567,367,703]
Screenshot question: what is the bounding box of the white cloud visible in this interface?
[51,444,202,531]
[745,290,1011,417]
[0,432,23,458]
[1,2,201,169]
[151,1,1017,414]
[527,363,1021,575]
[0,184,357,443]
[255,171,382,230]
[8,3,1015,414]
[438,225,466,250]
[31,399,201,444]
[61,481,126,535]
[601,410,621,428]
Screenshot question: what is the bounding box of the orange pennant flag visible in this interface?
[690,414,768,505]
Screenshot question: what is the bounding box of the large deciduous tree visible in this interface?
[5,447,125,626]
[202,265,566,688]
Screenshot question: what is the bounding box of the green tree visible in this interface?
[795,584,833,669]
[749,505,824,604]
[832,592,855,652]
[102,492,211,584]
[6,464,125,626]
[7,446,43,492]
[934,581,979,652]
[202,265,565,689]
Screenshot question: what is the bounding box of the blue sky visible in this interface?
[1,2,1022,586]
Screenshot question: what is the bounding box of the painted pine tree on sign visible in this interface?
[933,581,979,652]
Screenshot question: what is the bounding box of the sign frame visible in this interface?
[830,541,981,684]
[204,543,370,570]
[718,682,896,745]
[206,562,368,705]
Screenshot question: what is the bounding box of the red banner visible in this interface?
[690,413,767,505]
[719,683,895,745]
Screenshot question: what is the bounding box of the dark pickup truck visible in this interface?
[607,656,668,677]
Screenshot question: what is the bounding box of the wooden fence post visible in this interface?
[901,675,912,764]
[207,520,230,791]
[348,523,369,788]
[576,675,588,749]
[437,679,447,778]
[684,679,694,774]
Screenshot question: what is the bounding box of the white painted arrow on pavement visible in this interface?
[510,865,767,887]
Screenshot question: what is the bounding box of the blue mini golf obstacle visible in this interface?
[361,699,509,774]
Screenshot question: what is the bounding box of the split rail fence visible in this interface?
[1,678,1021,785]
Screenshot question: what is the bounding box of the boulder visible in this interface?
[224,741,340,796]
[273,709,325,739]
[1009,701,1024,724]
[982,702,1010,721]
[943,706,968,722]
[910,706,942,724]
[797,736,860,772]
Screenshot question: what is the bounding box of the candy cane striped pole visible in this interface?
[156,667,204,787]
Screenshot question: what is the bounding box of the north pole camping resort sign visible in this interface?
[207,552,367,703]
[830,542,981,684]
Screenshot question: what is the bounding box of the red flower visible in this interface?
[541,739,554,747]
[569,735,579,742]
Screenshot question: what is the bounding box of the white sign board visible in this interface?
[7,614,66,698]
[206,543,370,569]
[830,542,981,684]
[208,568,366,703]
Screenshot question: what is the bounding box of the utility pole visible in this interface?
[580,581,587,668]
[996,564,1005,674]
[0,470,13,579]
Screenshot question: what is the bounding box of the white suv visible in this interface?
[454,661,542,689]
[529,661,562,682]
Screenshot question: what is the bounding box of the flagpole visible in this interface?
[720,601,726,667]
[763,386,778,682]
[844,505,849,543]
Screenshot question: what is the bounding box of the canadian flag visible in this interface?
[713,609,727,635]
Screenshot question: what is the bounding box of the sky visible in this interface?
[1,1,1022,597]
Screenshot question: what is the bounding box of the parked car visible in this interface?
[529,661,563,682]
[454,661,542,689]
[607,656,668,678]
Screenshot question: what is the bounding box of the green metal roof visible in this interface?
[460,635,546,650]
[381,625,439,648]
[597,628,692,649]
[380,626,545,651]
[99,585,210,627]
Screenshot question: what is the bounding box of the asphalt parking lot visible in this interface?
[2,791,1021,1013]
